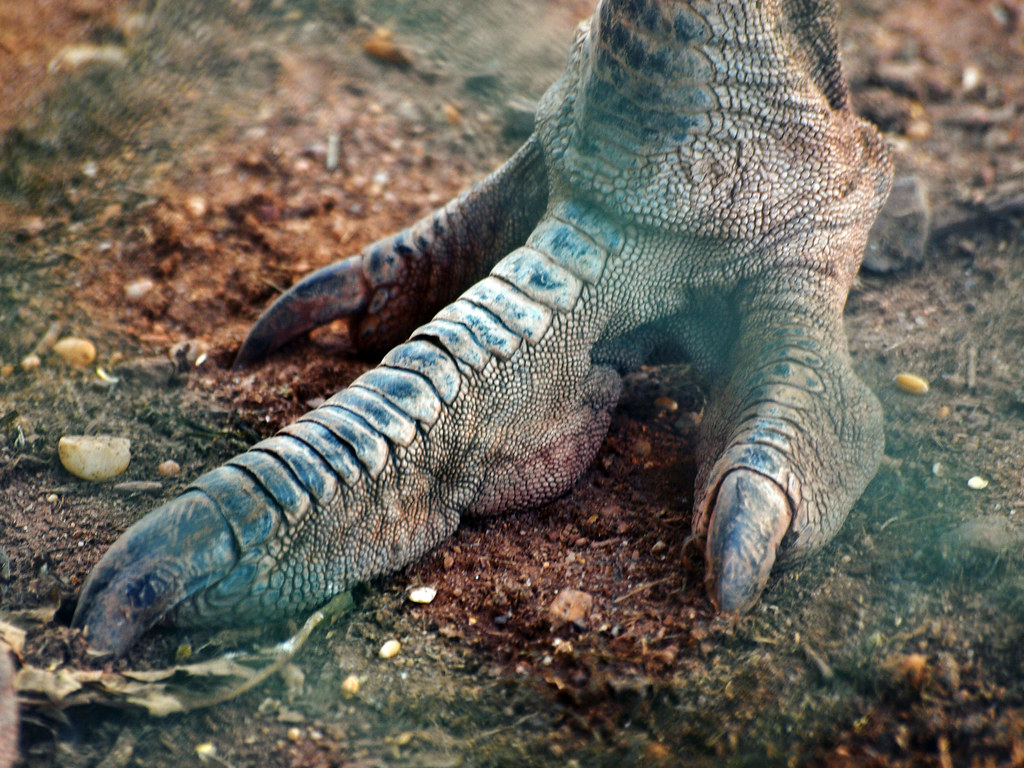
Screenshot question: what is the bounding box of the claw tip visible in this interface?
[705,469,792,615]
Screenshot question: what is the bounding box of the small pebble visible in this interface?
[194,743,216,757]
[905,119,932,141]
[158,459,181,477]
[53,337,97,367]
[124,278,155,303]
[58,435,131,481]
[20,354,41,372]
[654,396,678,413]
[185,196,207,218]
[503,95,536,137]
[408,586,436,604]
[940,516,1023,562]
[362,28,411,65]
[961,65,982,92]
[379,639,401,659]
[340,674,360,698]
[967,476,989,490]
[895,372,929,395]
[45,493,58,504]
[935,652,961,692]
[673,411,703,434]
[286,727,302,742]
[548,588,594,628]
[442,102,462,125]
[0,364,13,378]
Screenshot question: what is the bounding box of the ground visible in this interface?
[2,0,1024,766]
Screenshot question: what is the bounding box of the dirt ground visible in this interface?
[2,0,1024,766]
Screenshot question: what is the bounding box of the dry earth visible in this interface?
[2,0,1024,766]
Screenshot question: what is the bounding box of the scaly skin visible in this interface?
[0,645,15,768]
[74,0,891,657]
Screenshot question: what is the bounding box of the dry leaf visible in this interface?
[0,622,26,658]
[14,591,353,716]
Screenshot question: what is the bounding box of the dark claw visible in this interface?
[234,258,368,368]
[705,469,792,614]
[72,490,238,658]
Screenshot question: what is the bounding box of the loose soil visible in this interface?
[2,0,1024,766]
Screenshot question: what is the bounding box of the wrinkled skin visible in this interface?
[74,0,890,657]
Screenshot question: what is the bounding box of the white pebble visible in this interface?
[894,372,929,396]
[53,337,97,367]
[379,639,401,659]
[194,743,216,758]
[58,435,131,481]
[124,278,155,303]
[962,65,981,92]
[967,476,989,490]
[185,196,207,218]
[408,586,437,604]
[20,354,41,371]
[340,674,360,697]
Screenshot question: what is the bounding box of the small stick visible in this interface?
[613,576,675,604]
[32,321,62,355]
[326,130,341,171]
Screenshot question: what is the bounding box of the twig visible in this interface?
[613,576,675,604]
[182,592,353,711]
[801,642,834,681]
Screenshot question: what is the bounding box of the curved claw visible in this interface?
[72,490,238,658]
[234,258,368,368]
[705,469,792,614]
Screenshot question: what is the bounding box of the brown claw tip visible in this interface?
[705,469,792,614]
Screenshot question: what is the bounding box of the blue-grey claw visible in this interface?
[705,469,792,614]
[72,490,239,657]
